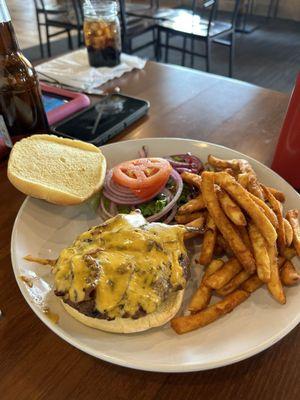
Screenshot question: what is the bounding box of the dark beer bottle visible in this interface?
[0,0,49,147]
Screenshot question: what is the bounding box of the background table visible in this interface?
[1,61,299,400]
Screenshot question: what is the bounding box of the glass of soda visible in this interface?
[83,1,121,68]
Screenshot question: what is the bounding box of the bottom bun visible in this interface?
[61,290,184,333]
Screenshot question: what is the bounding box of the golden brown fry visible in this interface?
[207,154,240,171]
[188,259,224,312]
[188,285,211,314]
[181,171,202,190]
[237,173,250,188]
[171,290,250,334]
[178,194,206,215]
[248,222,270,283]
[283,218,293,248]
[175,212,203,224]
[199,215,217,265]
[217,188,247,226]
[24,255,56,266]
[214,243,225,257]
[208,156,264,198]
[184,214,206,239]
[284,247,297,260]
[247,173,265,200]
[216,270,252,296]
[266,187,286,203]
[214,172,277,245]
[249,193,278,229]
[278,256,286,269]
[216,234,233,257]
[280,260,300,286]
[267,244,286,304]
[224,168,236,177]
[204,258,242,289]
[236,226,253,252]
[262,185,286,255]
[238,160,264,200]
[286,210,300,256]
[201,171,255,273]
[241,275,263,293]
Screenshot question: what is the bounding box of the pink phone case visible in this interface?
[40,82,91,125]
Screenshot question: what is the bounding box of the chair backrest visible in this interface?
[230,0,241,29]
[72,0,84,27]
[33,0,46,11]
[192,0,219,36]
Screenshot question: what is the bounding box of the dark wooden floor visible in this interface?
[24,17,300,93]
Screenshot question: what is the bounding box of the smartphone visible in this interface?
[53,94,149,145]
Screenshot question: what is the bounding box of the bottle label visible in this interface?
[0,115,12,147]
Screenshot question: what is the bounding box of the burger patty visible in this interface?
[57,253,189,320]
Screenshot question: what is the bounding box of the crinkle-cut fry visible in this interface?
[171,290,250,334]
[283,218,293,248]
[284,247,297,260]
[241,275,263,293]
[267,187,286,203]
[175,212,203,224]
[188,259,224,312]
[207,154,240,171]
[184,214,206,239]
[286,209,300,256]
[280,260,300,286]
[237,173,250,188]
[267,244,286,304]
[201,172,256,273]
[248,192,278,228]
[181,171,202,190]
[261,185,286,255]
[204,258,243,289]
[178,194,206,215]
[24,255,56,266]
[248,222,270,283]
[216,270,252,296]
[214,172,277,246]
[199,215,217,265]
[217,187,247,226]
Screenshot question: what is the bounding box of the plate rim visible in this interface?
[10,137,300,373]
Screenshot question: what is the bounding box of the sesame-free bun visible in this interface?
[7,134,106,205]
[62,290,184,334]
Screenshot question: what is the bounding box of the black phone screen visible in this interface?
[54,94,149,145]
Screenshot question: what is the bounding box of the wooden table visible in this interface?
[1,61,299,400]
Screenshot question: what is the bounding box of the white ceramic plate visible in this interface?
[11,138,300,373]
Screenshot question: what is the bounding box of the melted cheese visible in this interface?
[54,212,188,319]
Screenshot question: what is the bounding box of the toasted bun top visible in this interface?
[7,134,106,205]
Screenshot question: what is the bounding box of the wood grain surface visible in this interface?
[1,61,299,400]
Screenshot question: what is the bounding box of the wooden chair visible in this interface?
[33,0,83,58]
[157,0,240,77]
[118,0,157,56]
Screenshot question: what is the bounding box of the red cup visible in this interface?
[272,74,300,189]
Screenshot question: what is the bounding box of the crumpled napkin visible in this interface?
[36,49,146,91]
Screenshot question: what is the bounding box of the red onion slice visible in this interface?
[147,169,183,222]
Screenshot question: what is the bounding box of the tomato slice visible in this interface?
[132,182,165,200]
[112,158,172,190]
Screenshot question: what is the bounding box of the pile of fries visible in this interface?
[172,155,300,334]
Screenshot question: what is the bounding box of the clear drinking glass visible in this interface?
[83,1,121,68]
